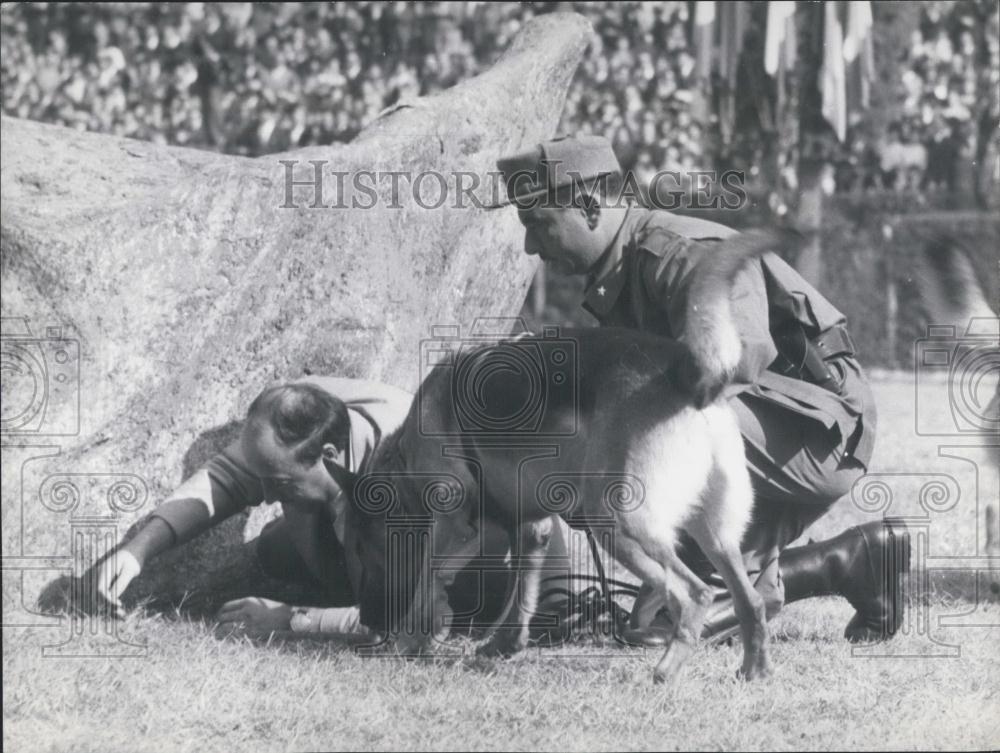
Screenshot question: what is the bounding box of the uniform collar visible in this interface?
[583,204,639,317]
[332,407,375,542]
[346,405,382,474]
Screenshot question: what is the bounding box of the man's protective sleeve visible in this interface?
[147,441,263,546]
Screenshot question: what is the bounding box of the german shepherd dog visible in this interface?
[343,231,789,684]
[915,235,999,577]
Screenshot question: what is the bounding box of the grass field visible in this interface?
[4,373,999,752]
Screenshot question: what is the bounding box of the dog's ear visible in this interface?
[324,456,357,500]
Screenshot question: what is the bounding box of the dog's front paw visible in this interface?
[738,648,773,681]
[395,633,434,658]
[476,630,524,659]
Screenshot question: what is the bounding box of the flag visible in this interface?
[693,1,716,82]
[764,0,798,130]
[844,1,874,114]
[717,1,749,86]
[691,1,717,123]
[764,1,796,77]
[821,1,847,141]
[716,1,749,145]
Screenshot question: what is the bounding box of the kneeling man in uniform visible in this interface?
[494,135,910,645]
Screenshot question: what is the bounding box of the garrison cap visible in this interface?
[491,135,622,209]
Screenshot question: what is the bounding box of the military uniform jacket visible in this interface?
[582,207,877,469]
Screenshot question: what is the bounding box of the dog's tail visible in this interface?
[675,228,802,408]
[915,233,996,330]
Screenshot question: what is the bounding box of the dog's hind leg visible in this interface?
[609,534,715,685]
[687,514,772,679]
[630,582,667,631]
[478,516,554,658]
[650,555,717,685]
[684,451,772,679]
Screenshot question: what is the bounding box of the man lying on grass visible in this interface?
[89,377,609,640]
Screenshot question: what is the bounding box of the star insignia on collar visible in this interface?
[597,285,607,296]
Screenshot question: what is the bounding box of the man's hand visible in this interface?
[216,597,293,637]
[92,549,142,618]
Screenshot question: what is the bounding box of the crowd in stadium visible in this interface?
[839,0,998,193]
[1,1,995,194]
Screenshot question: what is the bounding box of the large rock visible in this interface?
[0,13,592,616]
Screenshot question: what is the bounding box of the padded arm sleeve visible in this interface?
[147,440,263,547]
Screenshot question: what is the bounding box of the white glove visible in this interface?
[290,606,373,636]
[94,549,142,618]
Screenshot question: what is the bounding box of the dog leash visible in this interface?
[481,528,638,643]
[585,524,612,608]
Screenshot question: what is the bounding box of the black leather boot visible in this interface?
[622,520,911,647]
[779,520,911,642]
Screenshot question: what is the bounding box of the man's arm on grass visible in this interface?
[215,599,374,638]
[94,439,262,613]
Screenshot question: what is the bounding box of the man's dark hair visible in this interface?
[246,383,350,464]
